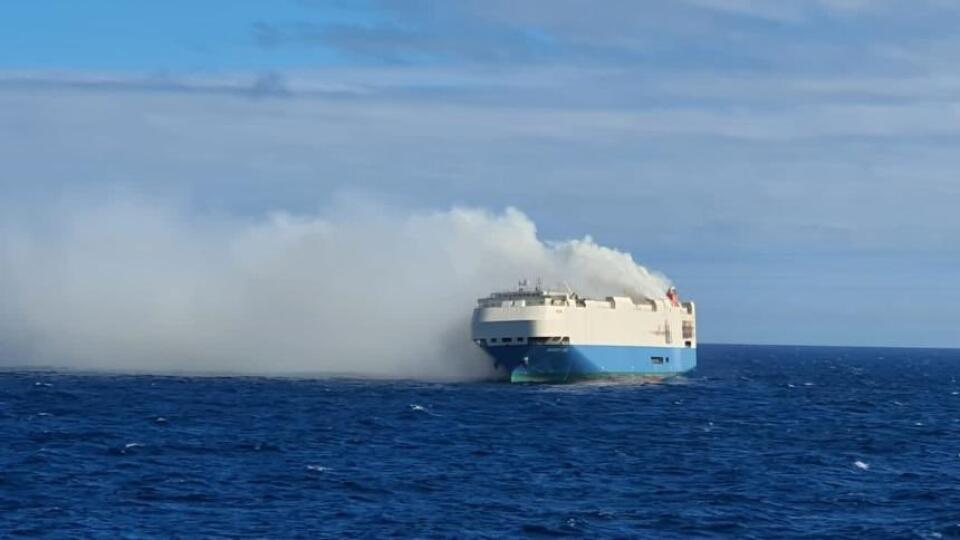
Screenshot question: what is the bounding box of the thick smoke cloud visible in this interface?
[0,199,671,380]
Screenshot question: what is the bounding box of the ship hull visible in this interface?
[481,344,696,383]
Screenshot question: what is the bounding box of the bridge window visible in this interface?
[502,337,513,343]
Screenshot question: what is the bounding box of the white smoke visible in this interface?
[0,198,671,380]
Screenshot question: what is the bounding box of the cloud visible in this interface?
[1,65,959,260]
[677,0,894,21]
[5,67,960,143]
[0,70,365,98]
[249,0,960,75]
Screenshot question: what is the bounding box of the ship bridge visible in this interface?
[477,285,578,309]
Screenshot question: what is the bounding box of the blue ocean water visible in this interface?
[1,344,959,538]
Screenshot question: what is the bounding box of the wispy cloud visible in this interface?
[250,0,960,76]
[0,70,367,98]
[2,65,958,252]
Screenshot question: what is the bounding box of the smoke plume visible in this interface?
[0,199,671,380]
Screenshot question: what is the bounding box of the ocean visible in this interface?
[1,344,958,538]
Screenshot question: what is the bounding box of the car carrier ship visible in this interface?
[471,282,696,383]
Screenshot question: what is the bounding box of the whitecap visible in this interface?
[125,442,143,449]
[306,465,329,472]
[409,404,427,412]
[854,460,870,470]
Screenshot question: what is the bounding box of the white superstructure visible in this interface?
[471,285,696,349]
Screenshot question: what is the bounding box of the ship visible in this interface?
[471,282,696,383]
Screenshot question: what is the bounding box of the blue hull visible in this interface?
[480,344,697,383]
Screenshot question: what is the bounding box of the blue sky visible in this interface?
[2,1,960,347]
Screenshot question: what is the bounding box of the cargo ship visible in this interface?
[471,282,696,383]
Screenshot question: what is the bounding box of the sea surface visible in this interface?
[1,344,959,538]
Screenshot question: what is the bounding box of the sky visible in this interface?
[1,0,959,349]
